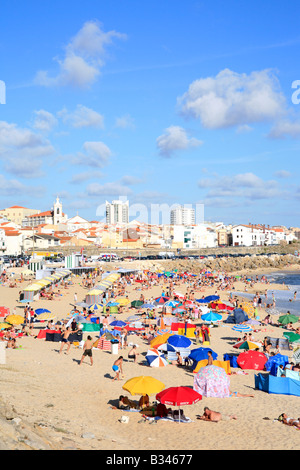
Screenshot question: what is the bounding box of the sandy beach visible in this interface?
[1,261,300,451]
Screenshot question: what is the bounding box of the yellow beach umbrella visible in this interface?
[0,322,11,330]
[38,312,56,321]
[150,332,172,349]
[115,297,130,306]
[122,376,165,397]
[6,315,24,325]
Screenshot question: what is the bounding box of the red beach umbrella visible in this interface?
[156,386,202,406]
[237,350,267,370]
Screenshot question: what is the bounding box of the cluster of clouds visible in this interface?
[2,19,300,214]
[35,20,127,89]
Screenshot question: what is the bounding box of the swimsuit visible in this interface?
[112,365,119,372]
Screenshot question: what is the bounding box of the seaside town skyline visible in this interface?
[0,197,299,256]
[1,1,300,228]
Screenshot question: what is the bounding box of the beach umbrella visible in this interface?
[156,386,202,406]
[188,347,218,362]
[157,343,177,353]
[147,355,168,368]
[106,301,119,307]
[110,320,127,328]
[0,307,10,317]
[72,315,86,323]
[141,303,156,309]
[88,303,103,311]
[173,308,186,314]
[37,312,56,321]
[156,328,171,335]
[283,331,300,343]
[232,324,252,332]
[6,315,24,325]
[168,334,192,349]
[156,386,202,421]
[233,340,261,350]
[122,376,165,396]
[204,295,220,302]
[115,297,130,306]
[150,332,173,349]
[237,350,267,370]
[278,313,299,325]
[35,308,51,315]
[246,319,261,326]
[201,312,222,323]
[193,365,230,398]
[0,322,11,330]
[131,300,143,308]
[154,296,170,304]
[164,300,180,307]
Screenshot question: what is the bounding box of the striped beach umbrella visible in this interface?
[88,303,103,311]
[232,324,252,332]
[146,354,168,368]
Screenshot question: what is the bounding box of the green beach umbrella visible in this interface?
[278,314,299,325]
[283,331,300,343]
[131,300,143,308]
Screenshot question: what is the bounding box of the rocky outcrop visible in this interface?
[113,253,300,274]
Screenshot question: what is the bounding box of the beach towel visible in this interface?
[144,415,192,423]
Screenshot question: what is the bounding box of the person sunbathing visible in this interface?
[197,407,237,422]
[278,413,300,428]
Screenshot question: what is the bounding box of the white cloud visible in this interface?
[35,20,126,89]
[178,68,286,129]
[59,105,104,128]
[86,181,132,196]
[268,118,300,139]
[198,172,283,200]
[0,174,44,197]
[73,141,112,167]
[0,120,55,177]
[274,170,291,178]
[114,114,135,129]
[70,170,104,184]
[32,110,58,132]
[156,125,203,157]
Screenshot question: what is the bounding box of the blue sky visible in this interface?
[1,0,300,226]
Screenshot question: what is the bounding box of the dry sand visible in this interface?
[1,262,300,451]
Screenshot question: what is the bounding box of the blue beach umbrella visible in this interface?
[188,347,218,362]
[204,295,220,302]
[35,308,51,315]
[106,301,120,307]
[141,303,156,309]
[201,312,222,323]
[168,334,192,348]
[110,320,127,328]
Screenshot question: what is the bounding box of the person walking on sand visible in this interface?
[112,356,124,381]
[79,335,94,366]
[59,327,75,355]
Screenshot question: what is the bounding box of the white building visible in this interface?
[173,224,217,249]
[22,197,67,227]
[231,224,277,247]
[170,205,195,225]
[106,200,129,224]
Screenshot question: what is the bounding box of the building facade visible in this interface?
[106,200,129,224]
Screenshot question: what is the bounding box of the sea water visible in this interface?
[234,271,300,316]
